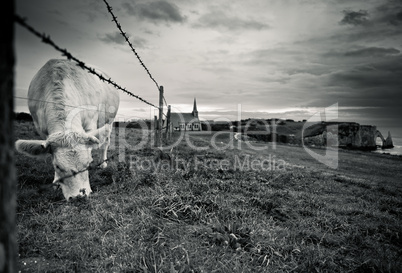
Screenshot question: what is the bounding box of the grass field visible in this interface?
[14,120,402,272]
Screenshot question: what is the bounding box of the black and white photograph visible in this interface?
[1,0,401,272]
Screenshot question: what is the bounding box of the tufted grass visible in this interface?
[14,120,402,272]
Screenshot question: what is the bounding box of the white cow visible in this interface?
[16,59,120,200]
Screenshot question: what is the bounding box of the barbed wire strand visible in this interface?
[102,0,159,90]
[54,154,116,185]
[14,14,159,109]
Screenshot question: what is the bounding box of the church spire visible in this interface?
[192,97,198,118]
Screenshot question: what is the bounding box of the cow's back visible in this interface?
[28,59,120,136]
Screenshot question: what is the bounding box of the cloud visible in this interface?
[193,10,269,31]
[324,47,400,58]
[199,109,313,121]
[327,65,402,90]
[344,47,400,57]
[99,32,148,48]
[99,32,126,45]
[339,9,369,26]
[324,55,402,109]
[123,1,185,24]
[376,1,402,25]
[393,10,402,24]
[131,37,148,49]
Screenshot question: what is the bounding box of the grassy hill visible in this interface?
[14,120,402,272]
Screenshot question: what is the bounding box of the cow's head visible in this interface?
[16,125,110,200]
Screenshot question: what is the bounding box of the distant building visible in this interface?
[166,98,201,131]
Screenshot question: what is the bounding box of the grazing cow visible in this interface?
[16,59,120,200]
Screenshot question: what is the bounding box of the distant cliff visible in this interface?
[303,122,393,150]
[244,120,393,151]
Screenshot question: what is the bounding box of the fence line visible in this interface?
[14,14,159,109]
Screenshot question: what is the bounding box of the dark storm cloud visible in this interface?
[193,10,269,31]
[324,55,402,113]
[339,2,402,28]
[344,47,400,57]
[327,61,402,89]
[386,9,402,25]
[122,1,185,24]
[339,9,369,26]
[376,1,402,25]
[99,32,148,48]
[324,47,400,58]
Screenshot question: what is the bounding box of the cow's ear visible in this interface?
[15,140,51,157]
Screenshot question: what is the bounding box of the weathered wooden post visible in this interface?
[0,0,18,272]
[165,105,171,141]
[158,86,164,148]
[154,115,158,147]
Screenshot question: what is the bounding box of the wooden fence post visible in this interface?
[165,105,171,141]
[154,115,158,147]
[0,0,18,272]
[158,86,164,148]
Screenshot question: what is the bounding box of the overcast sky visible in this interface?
[14,0,402,136]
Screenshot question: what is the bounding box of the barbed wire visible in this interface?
[14,14,159,109]
[102,0,160,90]
[54,154,116,185]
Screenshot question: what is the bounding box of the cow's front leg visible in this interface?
[98,133,111,169]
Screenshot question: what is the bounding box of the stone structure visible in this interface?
[383,131,394,148]
[374,130,394,149]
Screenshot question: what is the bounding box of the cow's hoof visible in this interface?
[99,162,107,169]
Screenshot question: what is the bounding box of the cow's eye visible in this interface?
[55,165,64,172]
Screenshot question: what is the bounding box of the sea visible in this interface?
[372,136,402,156]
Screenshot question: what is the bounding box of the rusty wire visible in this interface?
[14,14,159,109]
